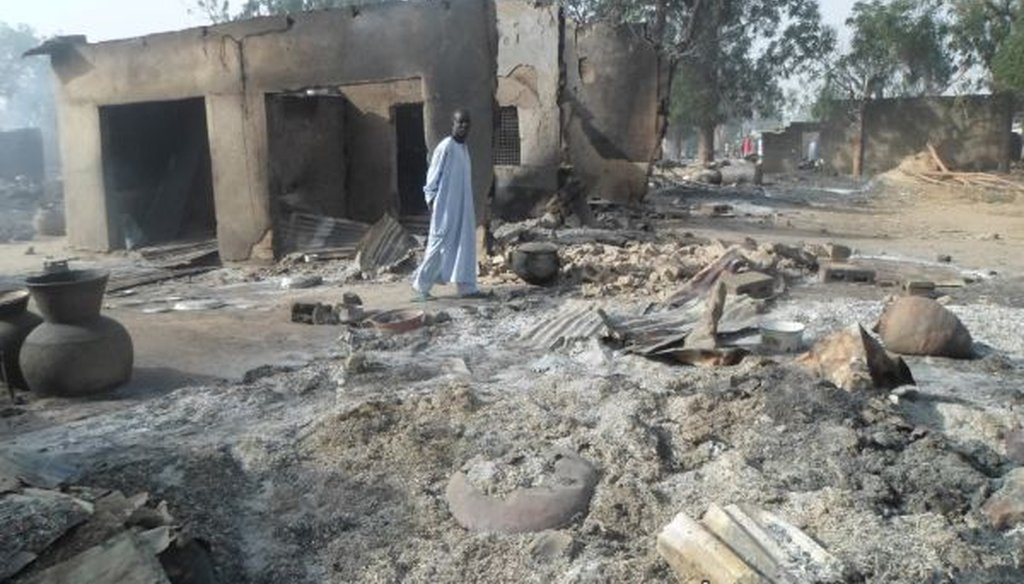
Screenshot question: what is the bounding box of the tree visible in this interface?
[565,0,833,163]
[992,20,1024,94]
[662,0,834,162]
[815,0,952,175]
[0,23,54,131]
[948,0,1022,89]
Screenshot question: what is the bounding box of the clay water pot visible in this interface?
[0,290,43,389]
[511,242,561,286]
[20,270,133,396]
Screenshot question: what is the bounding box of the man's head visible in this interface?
[451,109,471,143]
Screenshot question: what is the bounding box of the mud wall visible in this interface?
[493,0,562,220]
[762,122,820,174]
[820,95,1013,176]
[340,79,423,223]
[0,128,45,183]
[45,0,496,260]
[563,21,664,204]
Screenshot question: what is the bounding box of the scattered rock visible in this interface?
[529,531,575,562]
[171,299,226,311]
[341,292,362,306]
[797,324,915,392]
[820,263,876,284]
[723,270,774,299]
[937,254,953,263]
[982,467,1024,529]
[875,297,974,358]
[826,243,852,262]
[280,275,323,289]
[1005,428,1024,466]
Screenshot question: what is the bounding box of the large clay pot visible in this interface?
[20,270,133,396]
[875,296,973,359]
[511,243,561,286]
[0,290,43,389]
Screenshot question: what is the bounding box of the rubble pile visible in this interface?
[483,237,824,299]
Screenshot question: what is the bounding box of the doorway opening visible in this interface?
[266,92,352,257]
[99,98,215,249]
[394,103,428,218]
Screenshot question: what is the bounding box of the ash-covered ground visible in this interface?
[4,173,1024,583]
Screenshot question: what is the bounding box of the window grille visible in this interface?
[494,106,521,166]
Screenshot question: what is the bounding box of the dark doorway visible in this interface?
[100,98,216,249]
[266,92,350,257]
[395,103,428,217]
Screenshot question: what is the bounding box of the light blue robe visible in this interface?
[412,137,477,294]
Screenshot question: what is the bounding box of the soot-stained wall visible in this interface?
[44,0,496,260]
[563,20,666,204]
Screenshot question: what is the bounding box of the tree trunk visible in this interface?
[852,102,866,178]
[697,123,715,164]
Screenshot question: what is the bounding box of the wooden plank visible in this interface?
[926,142,949,173]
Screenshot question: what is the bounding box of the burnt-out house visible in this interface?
[32,0,665,261]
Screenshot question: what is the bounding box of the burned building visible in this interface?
[494,2,667,219]
[33,0,665,261]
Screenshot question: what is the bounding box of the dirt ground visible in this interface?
[3,170,1024,583]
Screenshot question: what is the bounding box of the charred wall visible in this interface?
[563,20,665,204]
[46,0,496,260]
[493,0,562,220]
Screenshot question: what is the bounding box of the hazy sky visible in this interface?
[1,0,859,43]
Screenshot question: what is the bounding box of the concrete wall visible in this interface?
[820,95,1013,176]
[0,128,45,183]
[494,0,562,220]
[46,0,496,260]
[563,20,665,204]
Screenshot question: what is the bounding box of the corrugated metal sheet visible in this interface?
[137,239,219,268]
[604,294,762,355]
[357,213,417,273]
[278,212,369,255]
[519,301,610,350]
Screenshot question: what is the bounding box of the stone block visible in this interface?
[820,263,876,284]
[657,511,767,583]
[723,271,774,299]
[902,280,935,296]
[825,243,852,261]
[658,504,847,583]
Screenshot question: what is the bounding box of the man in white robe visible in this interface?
[411,109,482,300]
